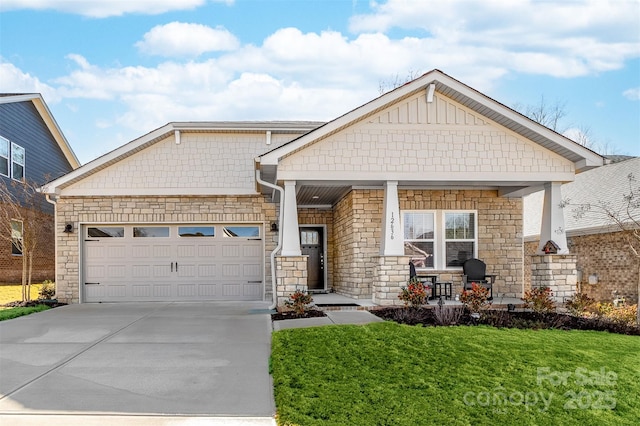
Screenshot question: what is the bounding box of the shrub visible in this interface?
[522,286,555,314]
[398,277,429,308]
[38,280,55,300]
[588,302,638,326]
[284,290,314,315]
[459,282,491,314]
[433,305,464,326]
[564,293,595,316]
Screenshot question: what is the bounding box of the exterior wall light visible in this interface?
[64,223,73,233]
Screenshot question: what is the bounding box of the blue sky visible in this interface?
[1,0,639,164]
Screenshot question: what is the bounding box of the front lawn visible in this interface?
[0,305,50,321]
[271,322,640,425]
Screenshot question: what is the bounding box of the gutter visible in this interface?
[255,169,283,310]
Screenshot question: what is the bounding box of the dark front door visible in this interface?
[300,227,325,291]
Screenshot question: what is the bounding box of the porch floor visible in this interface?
[311,293,526,311]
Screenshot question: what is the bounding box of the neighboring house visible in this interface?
[0,94,80,282]
[524,156,640,303]
[43,70,603,305]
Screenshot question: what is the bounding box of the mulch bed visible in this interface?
[2,300,67,308]
[271,309,327,321]
[371,306,640,336]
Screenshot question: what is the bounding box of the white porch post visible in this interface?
[281,180,301,256]
[537,182,569,254]
[380,180,404,255]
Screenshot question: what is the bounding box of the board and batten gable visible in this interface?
[59,131,299,196]
[0,100,76,186]
[277,91,576,182]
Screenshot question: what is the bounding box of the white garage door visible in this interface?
[83,224,264,302]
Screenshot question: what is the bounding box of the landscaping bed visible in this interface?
[271,309,326,321]
[371,306,640,336]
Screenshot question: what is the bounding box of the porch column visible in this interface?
[281,180,302,256]
[380,180,404,255]
[537,182,569,254]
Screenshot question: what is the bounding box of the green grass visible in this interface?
[271,322,640,426]
[0,305,50,321]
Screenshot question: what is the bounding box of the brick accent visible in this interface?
[0,207,55,284]
[372,255,412,306]
[525,230,639,303]
[54,195,278,303]
[530,254,577,303]
[275,255,308,306]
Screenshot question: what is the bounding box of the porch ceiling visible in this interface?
[259,179,544,206]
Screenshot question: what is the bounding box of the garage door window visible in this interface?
[223,226,260,237]
[87,227,124,238]
[178,226,215,237]
[133,226,170,237]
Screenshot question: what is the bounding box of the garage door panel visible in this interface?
[83,224,264,302]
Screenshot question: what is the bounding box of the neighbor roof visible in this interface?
[0,93,80,169]
[524,156,640,237]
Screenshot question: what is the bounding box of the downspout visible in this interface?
[255,169,283,310]
[45,194,58,298]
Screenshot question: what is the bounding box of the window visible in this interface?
[178,226,215,237]
[11,143,25,181]
[403,210,477,270]
[133,226,170,237]
[0,137,8,177]
[403,212,434,268]
[223,226,260,238]
[87,227,124,238]
[445,212,475,267]
[11,220,23,256]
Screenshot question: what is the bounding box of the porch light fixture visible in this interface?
[63,223,73,233]
[270,222,279,232]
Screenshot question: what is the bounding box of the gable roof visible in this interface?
[0,93,80,169]
[524,156,640,237]
[258,69,603,172]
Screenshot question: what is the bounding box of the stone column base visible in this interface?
[275,255,308,307]
[372,255,412,306]
[531,254,578,303]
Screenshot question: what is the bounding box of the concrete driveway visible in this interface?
[0,302,276,425]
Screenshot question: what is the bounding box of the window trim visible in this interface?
[402,209,478,270]
[0,136,9,178]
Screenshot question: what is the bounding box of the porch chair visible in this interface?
[462,258,496,300]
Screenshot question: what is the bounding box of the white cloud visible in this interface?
[0,0,232,18]
[623,87,640,101]
[0,61,60,102]
[349,0,640,77]
[136,22,240,57]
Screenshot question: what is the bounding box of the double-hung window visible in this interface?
[403,210,477,270]
[11,143,25,181]
[0,137,8,177]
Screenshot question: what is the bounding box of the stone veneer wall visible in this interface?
[525,230,639,303]
[298,208,334,290]
[330,188,523,299]
[400,189,524,297]
[0,207,55,283]
[372,255,412,306]
[530,254,577,303]
[54,195,278,303]
[275,255,308,307]
[332,189,383,298]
